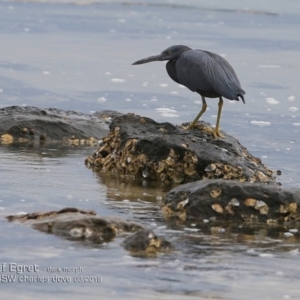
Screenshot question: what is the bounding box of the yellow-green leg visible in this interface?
[212,97,225,138]
[188,96,207,129]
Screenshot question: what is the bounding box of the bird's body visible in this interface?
[132,45,245,138]
[167,49,244,100]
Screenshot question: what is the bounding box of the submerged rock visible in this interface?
[85,113,275,185]
[163,179,300,223]
[0,106,109,145]
[6,208,142,243]
[6,207,172,253]
[122,229,174,254]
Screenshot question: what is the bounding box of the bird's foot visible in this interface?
[182,123,206,131]
[212,128,225,139]
[183,123,225,139]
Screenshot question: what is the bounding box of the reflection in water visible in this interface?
[0,142,95,159]
[97,173,169,202]
[167,220,300,253]
[95,173,169,225]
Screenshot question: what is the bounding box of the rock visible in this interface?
[162,179,300,223]
[92,110,124,120]
[122,229,174,254]
[6,207,172,253]
[0,106,110,145]
[85,113,275,185]
[6,207,96,222]
[6,208,142,243]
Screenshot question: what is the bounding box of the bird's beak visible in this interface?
[132,54,163,65]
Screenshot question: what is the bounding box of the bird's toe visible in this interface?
[212,129,226,139]
[183,123,225,139]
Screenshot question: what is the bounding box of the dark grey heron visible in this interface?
[132,45,245,138]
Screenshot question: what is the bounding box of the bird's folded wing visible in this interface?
[177,50,244,100]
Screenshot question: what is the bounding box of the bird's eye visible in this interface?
[167,50,172,55]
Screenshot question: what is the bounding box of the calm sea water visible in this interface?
[0,1,300,299]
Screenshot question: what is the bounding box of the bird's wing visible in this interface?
[176,50,244,100]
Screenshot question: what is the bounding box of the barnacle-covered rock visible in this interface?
[122,229,173,254]
[163,179,300,223]
[6,208,172,253]
[0,106,108,145]
[6,208,134,243]
[85,113,275,185]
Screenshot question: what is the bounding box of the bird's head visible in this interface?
[132,45,191,65]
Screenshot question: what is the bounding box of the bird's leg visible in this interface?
[187,96,207,129]
[212,97,225,138]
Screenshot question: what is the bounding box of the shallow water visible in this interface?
[1,143,300,300]
[0,0,300,299]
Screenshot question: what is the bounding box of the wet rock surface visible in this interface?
[6,207,172,254]
[85,113,275,185]
[0,106,110,145]
[122,229,174,254]
[163,179,300,223]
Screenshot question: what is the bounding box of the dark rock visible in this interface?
[163,179,300,223]
[6,207,143,244]
[122,229,174,254]
[92,110,124,120]
[6,207,96,222]
[6,207,172,253]
[85,113,275,185]
[0,106,110,145]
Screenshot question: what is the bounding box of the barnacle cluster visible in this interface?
[85,126,202,184]
[204,162,273,183]
[63,136,98,146]
[122,229,173,253]
[0,127,98,145]
[156,149,200,183]
[0,133,14,144]
[278,202,300,222]
[205,163,245,181]
[210,196,300,223]
[163,183,300,224]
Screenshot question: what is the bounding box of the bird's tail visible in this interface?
[238,93,245,104]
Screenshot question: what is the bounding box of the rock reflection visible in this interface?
[97,174,168,203]
[166,219,300,254]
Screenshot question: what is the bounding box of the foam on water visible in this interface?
[160,113,179,117]
[265,98,279,105]
[155,107,177,113]
[111,78,125,83]
[97,97,107,103]
[250,120,271,126]
[289,107,298,112]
